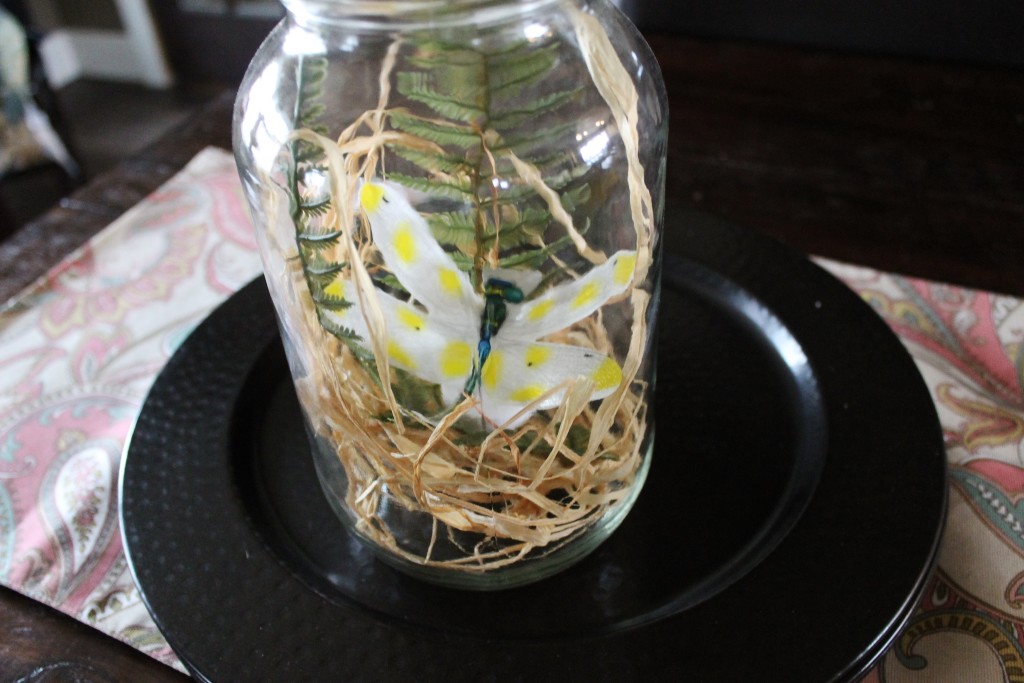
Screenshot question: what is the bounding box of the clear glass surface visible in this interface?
[233,0,667,588]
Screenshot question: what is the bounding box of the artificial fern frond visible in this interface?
[299,196,331,216]
[427,211,478,249]
[390,367,445,415]
[297,57,328,129]
[304,260,346,282]
[299,56,327,89]
[387,172,476,200]
[299,102,327,126]
[389,145,474,176]
[490,87,583,129]
[494,119,580,152]
[487,42,560,95]
[375,272,409,293]
[294,145,328,164]
[407,41,483,68]
[559,184,592,213]
[385,35,594,286]
[494,206,548,244]
[497,223,590,270]
[388,112,480,148]
[397,72,485,123]
[318,314,361,342]
[312,291,353,311]
[297,229,342,250]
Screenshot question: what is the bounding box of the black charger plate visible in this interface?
[120,213,946,682]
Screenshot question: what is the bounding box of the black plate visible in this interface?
[120,213,946,682]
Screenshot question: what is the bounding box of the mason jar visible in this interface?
[233,0,666,589]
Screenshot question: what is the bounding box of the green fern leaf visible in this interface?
[500,205,548,233]
[299,57,327,88]
[387,172,475,200]
[385,36,596,287]
[375,272,409,293]
[495,119,579,152]
[304,260,346,282]
[427,211,478,248]
[388,112,480,148]
[390,367,445,415]
[318,314,361,342]
[407,41,482,68]
[389,145,474,176]
[559,184,592,213]
[397,72,485,123]
[487,42,559,95]
[299,102,327,125]
[297,58,328,128]
[294,143,327,164]
[489,206,548,248]
[490,87,583,129]
[312,291,353,311]
[299,197,331,216]
[297,229,342,250]
[497,221,591,271]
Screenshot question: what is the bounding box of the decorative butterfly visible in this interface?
[322,181,636,428]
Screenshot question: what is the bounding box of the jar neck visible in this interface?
[282,0,568,30]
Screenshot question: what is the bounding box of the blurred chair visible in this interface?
[0,1,81,239]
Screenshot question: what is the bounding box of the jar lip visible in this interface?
[283,0,567,29]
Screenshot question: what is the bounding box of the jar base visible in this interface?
[310,430,654,591]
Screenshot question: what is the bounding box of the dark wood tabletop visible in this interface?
[0,34,1021,681]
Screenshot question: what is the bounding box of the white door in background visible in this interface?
[37,0,173,89]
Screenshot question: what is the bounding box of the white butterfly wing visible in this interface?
[332,182,637,427]
[321,278,477,406]
[504,250,637,341]
[359,182,482,325]
[475,340,624,428]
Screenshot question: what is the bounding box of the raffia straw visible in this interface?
[507,152,606,265]
[570,6,655,282]
[570,6,658,456]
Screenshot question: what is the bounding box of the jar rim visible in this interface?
[282,0,568,29]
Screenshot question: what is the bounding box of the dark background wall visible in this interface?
[148,0,1024,87]
[623,0,1024,69]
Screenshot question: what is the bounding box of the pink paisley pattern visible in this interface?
[0,148,262,672]
[823,261,1024,682]
[1,149,1022,678]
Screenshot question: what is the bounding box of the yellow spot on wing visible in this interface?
[524,346,551,367]
[394,222,416,263]
[593,357,622,390]
[527,299,554,320]
[572,282,600,309]
[388,340,416,369]
[397,308,425,330]
[360,183,384,212]
[510,385,545,402]
[482,350,503,390]
[614,253,637,286]
[438,268,462,296]
[324,279,345,299]
[441,341,472,378]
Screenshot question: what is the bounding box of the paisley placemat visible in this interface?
[1,146,1022,680]
[0,147,262,671]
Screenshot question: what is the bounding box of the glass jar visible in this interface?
[233,0,666,589]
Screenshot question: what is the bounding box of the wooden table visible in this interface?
[1,34,1022,681]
